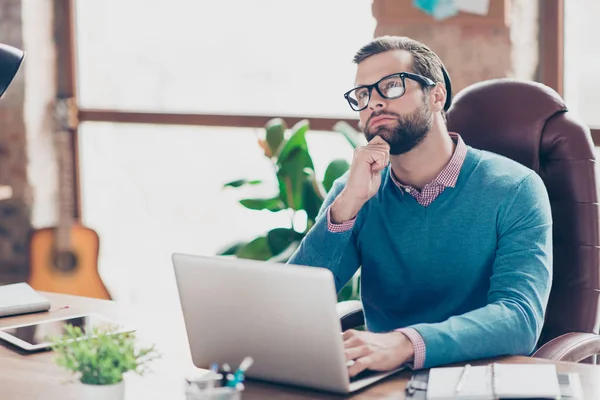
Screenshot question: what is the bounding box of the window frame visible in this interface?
[55,0,594,221]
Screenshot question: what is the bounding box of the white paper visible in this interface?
[495,364,561,399]
[455,0,490,15]
[0,282,50,317]
[426,364,561,400]
[433,0,459,20]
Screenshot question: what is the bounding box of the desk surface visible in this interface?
[0,292,598,399]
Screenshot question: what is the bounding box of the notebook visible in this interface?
[426,363,561,400]
[0,283,51,317]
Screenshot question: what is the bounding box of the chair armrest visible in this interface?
[336,300,365,331]
[533,332,600,362]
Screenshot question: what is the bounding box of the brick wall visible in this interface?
[372,0,539,94]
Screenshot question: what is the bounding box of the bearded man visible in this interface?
[288,36,553,378]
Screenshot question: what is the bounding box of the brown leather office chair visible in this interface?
[337,78,600,363]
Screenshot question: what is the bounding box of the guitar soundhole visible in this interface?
[53,250,78,273]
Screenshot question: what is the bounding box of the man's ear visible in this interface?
[431,82,446,113]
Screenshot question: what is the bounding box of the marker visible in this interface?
[237,357,254,374]
[220,363,231,387]
[227,357,254,387]
[207,363,218,390]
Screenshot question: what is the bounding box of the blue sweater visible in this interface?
[288,146,553,368]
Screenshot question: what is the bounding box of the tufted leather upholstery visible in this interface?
[446,78,600,348]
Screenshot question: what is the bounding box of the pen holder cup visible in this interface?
[185,374,243,400]
[186,386,242,400]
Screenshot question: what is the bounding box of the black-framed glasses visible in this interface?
[343,72,436,111]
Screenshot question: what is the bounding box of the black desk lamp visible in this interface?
[0,43,25,98]
[0,43,24,200]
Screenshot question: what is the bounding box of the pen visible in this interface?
[227,356,254,387]
[207,362,218,391]
[236,356,254,374]
[454,364,471,395]
[220,363,231,387]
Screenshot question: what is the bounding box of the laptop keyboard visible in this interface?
[349,368,381,382]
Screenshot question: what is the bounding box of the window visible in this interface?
[75,1,374,304]
[75,0,375,118]
[78,123,354,305]
[563,0,600,128]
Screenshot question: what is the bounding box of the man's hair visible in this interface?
[353,36,449,120]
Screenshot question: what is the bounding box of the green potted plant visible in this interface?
[219,118,365,302]
[49,323,160,400]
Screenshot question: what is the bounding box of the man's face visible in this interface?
[354,50,433,155]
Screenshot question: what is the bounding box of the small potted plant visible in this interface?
[49,323,160,400]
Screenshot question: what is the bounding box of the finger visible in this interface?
[343,336,363,349]
[377,150,389,168]
[366,142,390,150]
[345,345,372,361]
[367,145,391,156]
[367,146,391,162]
[371,151,388,172]
[342,329,358,341]
[382,147,390,165]
[356,145,386,157]
[359,150,384,166]
[348,356,372,378]
[368,136,389,148]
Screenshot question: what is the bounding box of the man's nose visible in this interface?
[368,90,387,111]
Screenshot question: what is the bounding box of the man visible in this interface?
[288,36,552,378]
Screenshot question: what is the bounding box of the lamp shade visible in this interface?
[0,43,25,98]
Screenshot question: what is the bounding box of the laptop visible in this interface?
[171,253,404,394]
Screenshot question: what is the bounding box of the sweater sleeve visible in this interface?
[407,172,553,368]
[287,173,362,293]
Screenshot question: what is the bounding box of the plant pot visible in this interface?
[78,381,124,400]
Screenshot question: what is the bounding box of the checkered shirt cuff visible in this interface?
[396,328,426,370]
[326,206,355,233]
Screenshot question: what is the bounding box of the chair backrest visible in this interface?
[446,78,600,346]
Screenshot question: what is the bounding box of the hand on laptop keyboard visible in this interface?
[343,329,414,378]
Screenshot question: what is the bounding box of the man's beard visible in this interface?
[363,102,432,155]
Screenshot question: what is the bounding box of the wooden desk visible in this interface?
[0,292,598,399]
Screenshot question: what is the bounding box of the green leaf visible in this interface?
[302,173,325,223]
[322,159,350,192]
[223,179,262,188]
[333,120,366,149]
[216,241,246,256]
[277,148,313,210]
[235,236,272,260]
[274,119,314,210]
[49,324,160,385]
[337,268,361,302]
[277,119,310,166]
[239,197,285,211]
[305,167,326,201]
[265,118,286,157]
[266,228,302,256]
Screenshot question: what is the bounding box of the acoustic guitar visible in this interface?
[27,97,111,300]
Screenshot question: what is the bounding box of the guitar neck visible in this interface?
[54,98,78,252]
